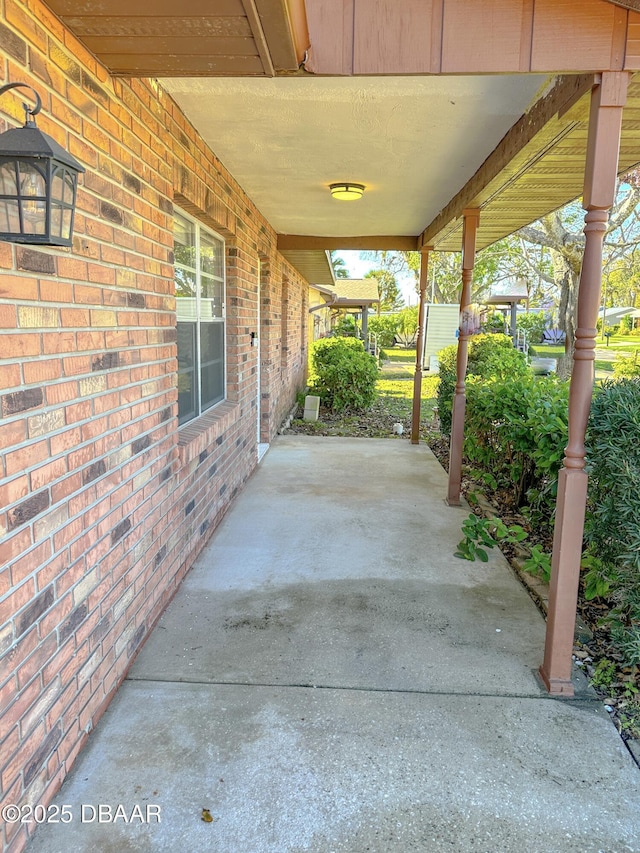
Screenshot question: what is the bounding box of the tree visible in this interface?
[518,179,640,373]
[330,251,349,279]
[360,245,515,305]
[604,251,640,309]
[364,268,404,311]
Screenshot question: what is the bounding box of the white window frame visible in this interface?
[174,208,226,426]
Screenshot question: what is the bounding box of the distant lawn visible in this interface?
[533,336,640,356]
[377,375,439,420]
[597,334,640,351]
[384,346,415,358]
[531,343,565,358]
[377,348,438,418]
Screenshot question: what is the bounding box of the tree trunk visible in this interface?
[551,249,581,378]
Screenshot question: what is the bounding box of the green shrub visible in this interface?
[517,312,547,345]
[309,337,378,412]
[482,312,506,334]
[394,306,419,347]
[613,352,640,379]
[331,315,357,337]
[436,333,529,435]
[368,314,399,349]
[464,374,568,508]
[585,377,640,664]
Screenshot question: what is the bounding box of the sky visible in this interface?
[339,251,420,306]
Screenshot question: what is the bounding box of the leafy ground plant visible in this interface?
[455,513,527,562]
[522,544,552,583]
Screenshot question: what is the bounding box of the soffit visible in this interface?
[426,72,640,251]
[41,0,306,76]
[279,249,334,287]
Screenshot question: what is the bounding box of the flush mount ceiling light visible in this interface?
[329,182,365,201]
[0,81,85,246]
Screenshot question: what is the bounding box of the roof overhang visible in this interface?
[41,0,309,76]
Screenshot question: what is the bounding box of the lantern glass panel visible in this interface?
[17,161,47,235]
[0,161,17,194]
[0,199,20,232]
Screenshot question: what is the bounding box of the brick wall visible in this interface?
[0,3,308,850]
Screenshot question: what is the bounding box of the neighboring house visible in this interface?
[307,279,380,340]
[308,284,335,341]
[599,305,640,328]
[326,279,381,334]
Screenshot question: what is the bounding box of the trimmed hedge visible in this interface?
[309,337,378,412]
[436,333,530,435]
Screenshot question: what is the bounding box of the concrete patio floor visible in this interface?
[29,436,640,852]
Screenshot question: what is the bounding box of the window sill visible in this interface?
[177,400,240,463]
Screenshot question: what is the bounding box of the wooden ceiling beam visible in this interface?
[254,0,301,69]
[277,235,419,251]
[240,0,275,76]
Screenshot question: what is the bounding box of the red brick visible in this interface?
[0,362,21,388]
[23,358,62,384]
[10,540,53,588]
[3,678,41,739]
[46,380,79,405]
[51,95,83,134]
[36,551,76,592]
[0,473,30,507]
[74,284,102,305]
[60,307,90,327]
[65,400,92,424]
[0,332,41,358]
[5,440,49,477]
[38,278,72,302]
[30,457,68,491]
[0,579,36,629]
[17,633,58,690]
[0,418,27,450]
[0,303,17,326]
[76,331,106,351]
[49,426,83,457]
[38,595,74,640]
[82,120,110,154]
[51,471,83,504]
[62,355,92,376]
[100,245,125,266]
[43,331,76,354]
[0,527,33,568]
[0,241,13,268]
[57,257,89,281]
[68,132,98,168]
[3,721,56,802]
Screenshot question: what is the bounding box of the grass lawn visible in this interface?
[531,337,640,377]
[385,347,417,363]
[377,348,438,420]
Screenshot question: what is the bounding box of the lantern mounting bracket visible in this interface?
[0,82,42,127]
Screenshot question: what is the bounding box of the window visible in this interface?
[174,210,225,425]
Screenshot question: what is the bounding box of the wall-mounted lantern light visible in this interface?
[329,182,365,201]
[0,82,85,247]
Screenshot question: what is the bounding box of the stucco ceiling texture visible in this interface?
[160,75,548,238]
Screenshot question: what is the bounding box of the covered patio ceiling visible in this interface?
[160,71,640,284]
[160,74,547,242]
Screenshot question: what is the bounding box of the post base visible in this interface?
[538,665,575,697]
